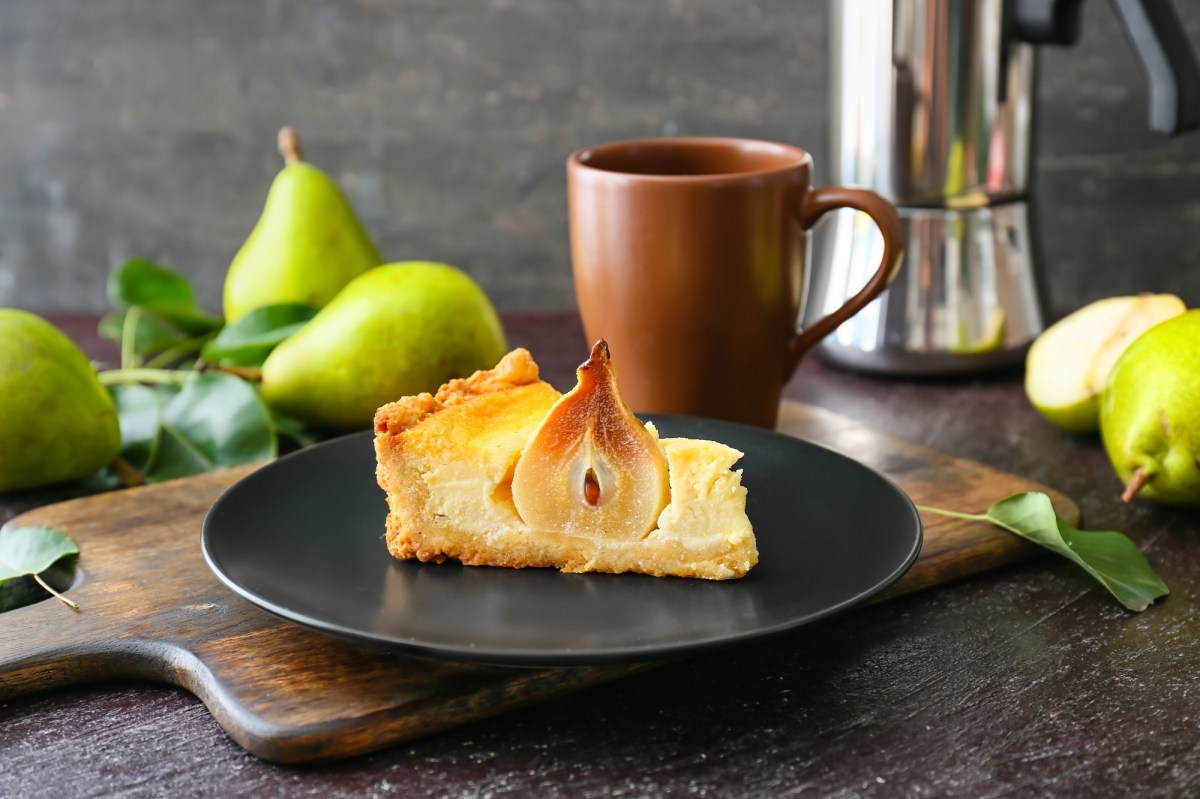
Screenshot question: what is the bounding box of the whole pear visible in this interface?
[261,262,508,430]
[223,127,383,323]
[1100,309,1200,506]
[0,310,121,492]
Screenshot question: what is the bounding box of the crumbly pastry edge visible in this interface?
[373,347,543,437]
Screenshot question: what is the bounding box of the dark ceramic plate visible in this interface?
[201,415,922,667]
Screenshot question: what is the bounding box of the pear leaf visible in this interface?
[0,526,80,612]
[269,405,328,452]
[921,492,1168,612]
[93,259,303,485]
[99,309,190,357]
[140,372,276,483]
[200,303,319,367]
[108,383,164,472]
[107,258,193,308]
[147,423,219,483]
[107,259,222,335]
[985,493,1168,612]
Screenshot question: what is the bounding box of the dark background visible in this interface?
[2,0,1199,314]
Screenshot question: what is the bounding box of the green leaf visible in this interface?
[148,423,217,482]
[269,405,328,452]
[164,373,276,465]
[107,259,222,335]
[0,527,78,580]
[108,258,194,309]
[99,310,190,357]
[108,383,164,472]
[0,560,77,612]
[985,492,1169,612]
[0,526,80,611]
[200,303,318,367]
[142,372,276,483]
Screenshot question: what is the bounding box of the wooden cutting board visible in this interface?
[0,401,1076,764]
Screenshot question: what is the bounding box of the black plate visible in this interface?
[201,415,922,667]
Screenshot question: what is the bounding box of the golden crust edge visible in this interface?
[384,522,757,581]
[372,347,543,436]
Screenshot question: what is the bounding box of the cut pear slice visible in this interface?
[1025,294,1186,433]
[511,340,671,540]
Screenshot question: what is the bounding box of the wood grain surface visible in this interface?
[0,401,1076,764]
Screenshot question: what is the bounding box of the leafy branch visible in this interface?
[2,259,324,615]
[96,259,325,487]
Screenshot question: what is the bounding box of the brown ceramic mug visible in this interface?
[567,137,904,428]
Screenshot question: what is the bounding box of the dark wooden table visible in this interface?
[2,311,1198,798]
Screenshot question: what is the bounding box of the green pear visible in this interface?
[223,127,383,323]
[1100,309,1200,506]
[1026,294,1185,432]
[0,310,121,492]
[261,261,508,430]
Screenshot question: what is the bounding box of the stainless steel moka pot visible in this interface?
[806,0,1200,374]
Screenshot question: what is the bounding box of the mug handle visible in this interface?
[786,185,905,375]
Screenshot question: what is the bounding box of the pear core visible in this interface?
[511,340,672,541]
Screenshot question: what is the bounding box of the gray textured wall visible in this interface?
[2,0,1199,314]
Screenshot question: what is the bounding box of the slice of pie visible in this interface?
[373,342,758,580]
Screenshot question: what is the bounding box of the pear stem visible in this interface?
[143,331,217,369]
[1122,467,1152,503]
[98,368,192,387]
[915,505,990,522]
[109,455,146,488]
[33,573,80,611]
[277,126,303,166]
[120,306,142,370]
[201,363,264,382]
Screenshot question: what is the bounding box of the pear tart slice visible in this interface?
[373,342,758,580]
